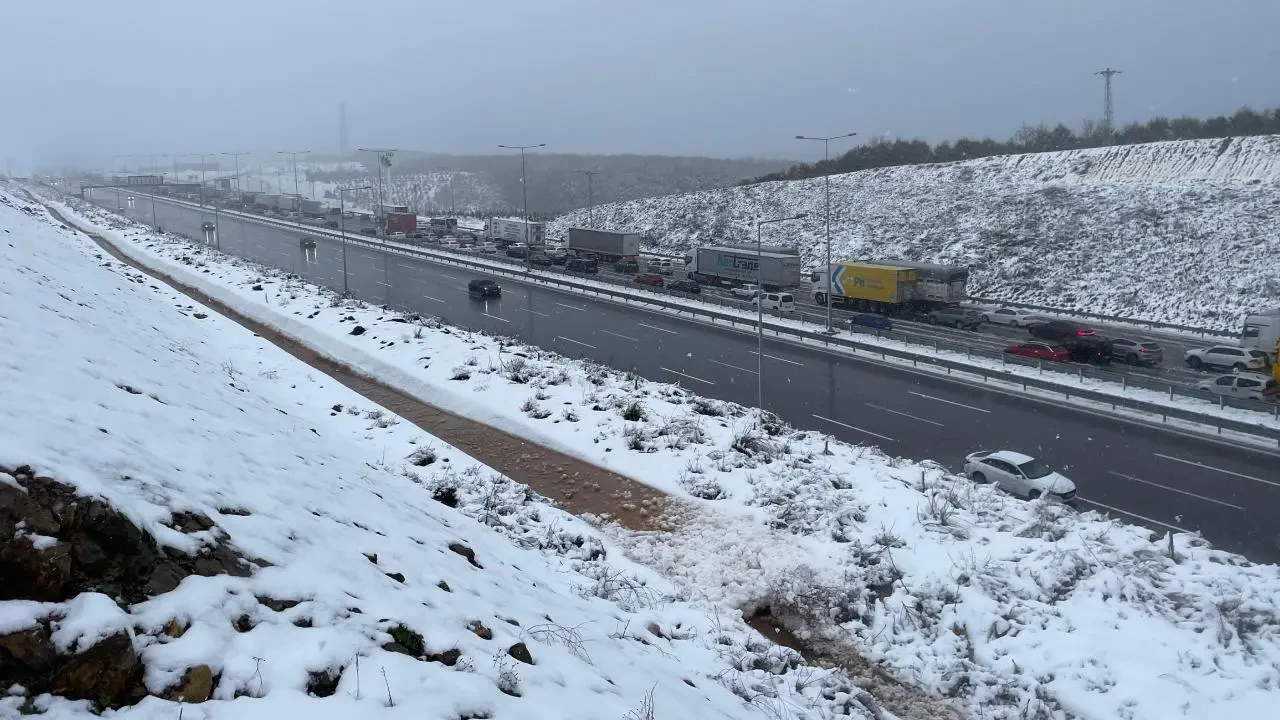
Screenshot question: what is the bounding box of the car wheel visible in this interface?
[1126,354,1140,366]
[1027,489,1042,500]
[1187,356,1202,369]
[970,471,988,484]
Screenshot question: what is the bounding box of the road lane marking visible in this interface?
[662,367,714,385]
[439,272,460,280]
[483,313,509,323]
[527,308,551,317]
[422,294,445,303]
[864,403,945,427]
[1106,471,1244,510]
[811,414,895,442]
[556,302,586,312]
[600,329,639,342]
[375,281,391,287]
[556,336,597,350]
[908,391,990,413]
[1075,497,1191,533]
[395,263,421,271]
[639,323,678,335]
[1152,453,1277,488]
[748,351,804,367]
[709,359,758,374]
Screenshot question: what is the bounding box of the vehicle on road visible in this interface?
[1242,309,1280,361]
[298,236,317,251]
[647,258,673,275]
[754,292,795,313]
[963,450,1077,501]
[529,254,553,267]
[1108,337,1163,366]
[358,228,378,236]
[687,245,802,291]
[565,257,598,273]
[505,245,529,259]
[613,259,640,274]
[811,261,969,312]
[325,220,340,229]
[1196,373,1279,402]
[983,307,1039,327]
[487,217,545,246]
[1028,319,1096,342]
[467,278,501,298]
[1184,344,1270,371]
[633,273,665,287]
[1005,342,1070,362]
[929,306,986,330]
[389,231,406,240]
[849,312,893,331]
[566,227,641,260]
[729,284,760,299]
[477,243,498,254]
[667,279,701,294]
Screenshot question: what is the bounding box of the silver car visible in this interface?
[962,450,1077,501]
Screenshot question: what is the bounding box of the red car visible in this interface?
[1005,342,1070,362]
[632,273,665,287]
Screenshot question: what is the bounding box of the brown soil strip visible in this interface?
[44,204,679,533]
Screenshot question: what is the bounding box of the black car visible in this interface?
[1028,320,1096,342]
[358,228,378,236]
[667,279,701,294]
[467,278,501,298]
[1063,336,1113,365]
[613,260,640,274]
[529,254,554,267]
[566,258,598,273]
[324,220,340,229]
[506,246,529,259]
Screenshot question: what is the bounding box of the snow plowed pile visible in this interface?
[0,188,887,719]
[550,135,1280,330]
[40,187,1280,720]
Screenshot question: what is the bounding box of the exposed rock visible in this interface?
[349,325,367,336]
[306,667,343,697]
[385,624,425,657]
[467,621,493,640]
[256,596,301,613]
[0,626,57,675]
[447,542,482,568]
[47,631,144,708]
[426,648,462,666]
[436,580,452,593]
[507,642,534,665]
[385,571,405,583]
[163,664,214,703]
[163,618,187,638]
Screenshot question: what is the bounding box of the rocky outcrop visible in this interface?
[0,624,146,710]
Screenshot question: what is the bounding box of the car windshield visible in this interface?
[1017,458,1054,479]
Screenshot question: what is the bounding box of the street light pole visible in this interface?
[195,153,217,214]
[339,185,372,296]
[277,150,310,215]
[575,170,599,226]
[359,148,397,233]
[796,132,857,334]
[499,143,546,271]
[223,152,249,200]
[755,213,808,421]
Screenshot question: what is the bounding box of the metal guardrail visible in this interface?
[967,295,1237,339]
[79,191,1280,445]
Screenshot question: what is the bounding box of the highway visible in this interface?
[88,189,1280,562]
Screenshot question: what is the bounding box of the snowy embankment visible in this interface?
[550,135,1280,331]
[42,187,1280,720]
[0,187,892,719]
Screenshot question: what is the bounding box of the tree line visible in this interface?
[744,105,1280,185]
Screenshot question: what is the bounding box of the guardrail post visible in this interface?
[967,346,971,360]
[1038,360,1043,374]
[934,340,939,353]
[1122,376,1126,391]
[1220,395,1226,409]
[1169,386,1174,401]
[1079,366,1084,383]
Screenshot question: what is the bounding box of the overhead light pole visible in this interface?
[575,169,599,227]
[223,152,249,200]
[795,132,857,334]
[339,185,373,296]
[358,148,397,233]
[755,213,807,421]
[499,143,546,270]
[278,150,310,214]
[195,152,217,212]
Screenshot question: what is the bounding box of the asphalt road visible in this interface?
[91,190,1280,562]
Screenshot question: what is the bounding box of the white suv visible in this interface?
[1196,373,1277,401]
[1184,345,1270,372]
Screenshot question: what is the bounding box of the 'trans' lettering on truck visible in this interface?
[717,254,758,272]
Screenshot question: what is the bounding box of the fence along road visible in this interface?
[67,188,1280,563]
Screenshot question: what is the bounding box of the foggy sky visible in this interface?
[4,0,1278,170]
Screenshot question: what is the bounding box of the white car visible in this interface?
[1196,373,1277,402]
[962,450,1076,501]
[730,284,760,299]
[754,292,795,312]
[1184,344,1270,372]
[982,307,1039,327]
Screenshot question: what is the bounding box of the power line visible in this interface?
[1095,67,1122,137]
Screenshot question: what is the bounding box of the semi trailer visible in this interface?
[566,227,641,259]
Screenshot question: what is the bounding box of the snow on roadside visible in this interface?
[0,187,889,719]
[42,187,1280,720]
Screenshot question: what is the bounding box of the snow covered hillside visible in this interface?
[550,135,1280,331]
[0,187,884,719]
[41,186,1280,720]
[332,172,504,216]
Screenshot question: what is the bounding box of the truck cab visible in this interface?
[1242,310,1280,362]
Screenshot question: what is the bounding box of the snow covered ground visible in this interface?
[0,188,895,719]
[332,171,503,217]
[549,135,1280,332]
[35,184,1280,720]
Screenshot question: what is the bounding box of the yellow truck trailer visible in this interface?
[811,262,917,309]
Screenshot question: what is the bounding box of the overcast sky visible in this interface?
[3,0,1277,170]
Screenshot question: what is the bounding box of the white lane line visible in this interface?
[527,308,552,317]
[375,281,391,287]
[908,391,991,413]
[1075,497,1192,534]
[811,414,895,442]
[556,336,597,350]
[709,358,758,374]
[748,350,804,367]
[483,313,509,323]
[395,263,421,271]
[662,367,715,385]
[439,272,460,280]
[422,294,445,303]
[600,329,639,342]
[556,302,587,312]
[864,403,945,427]
[1106,471,1245,511]
[639,322,678,335]
[1152,453,1277,488]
